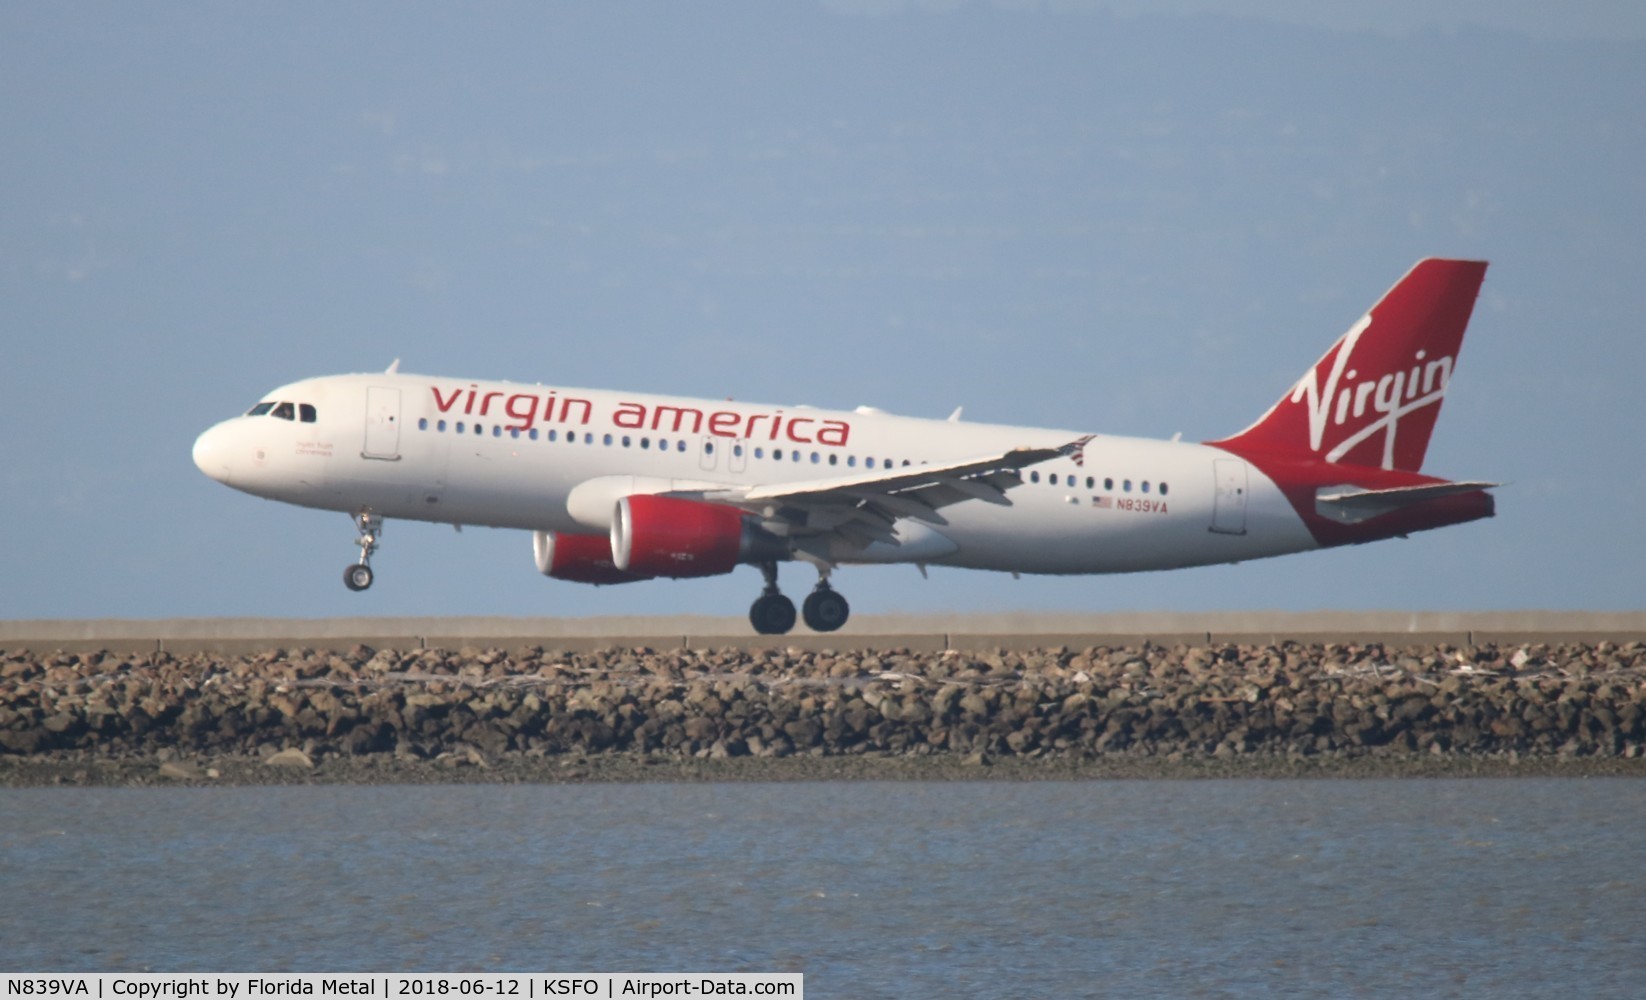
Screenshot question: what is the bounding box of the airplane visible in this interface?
[192,258,1495,634]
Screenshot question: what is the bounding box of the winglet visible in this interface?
[1059,434,1095,467]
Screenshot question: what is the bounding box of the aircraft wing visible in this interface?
[695,435,1092,549]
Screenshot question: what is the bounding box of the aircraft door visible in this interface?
[699,435,718,471]
[1210,458,1248,535]
[363,386,402,460]
[730,439,748,474]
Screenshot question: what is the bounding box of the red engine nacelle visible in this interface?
[533,530,649,585]
[611,494,783,579]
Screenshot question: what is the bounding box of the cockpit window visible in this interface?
[247,402,275,417]
[299,403,317,423]
[271,402,295,420]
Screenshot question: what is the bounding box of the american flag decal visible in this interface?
[1091,495,1112,509]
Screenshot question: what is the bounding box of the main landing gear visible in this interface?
[343,511,382,591]
[749,562,851,635]
[803,582,850,633]
[749,564,796,636]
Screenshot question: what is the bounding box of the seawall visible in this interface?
[4,622,1645,784]
[4,611,1645,653]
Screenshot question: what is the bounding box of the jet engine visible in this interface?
[611,495,787,578]
[533,530,648,585]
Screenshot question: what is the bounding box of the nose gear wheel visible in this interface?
[344,511,383,591]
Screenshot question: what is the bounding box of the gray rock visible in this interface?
[265,747,314,770]
[158,759,204,780]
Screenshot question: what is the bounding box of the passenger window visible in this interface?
[705,441,714,454]
[1030,471,1040,483]
[773,449,783,461]
[474,424,483,435]
[848,456,856,467]
[299,404,317,423]
[437,420,447,432]
[1160,483,1169,496]
[247,402,275,417]
[811,452,820,464]
[509,428,519,439]
[622,436,631,447]
[272,402,295,420]
[829,454,838,466]
[734,444,743,457]
[1085,476,1094,489]
[456,422,466,433]
[867,458,876,469]
[529,429,538,440]
[641,437,650,449]
[418,418,428,431]
[792,450,800,462]
[1142,481,1150,493]
[1123,479,1132,492]
[1104,478,1114,490]
[755,447,765,459]
[676,440,685,452]
[603,434,613,446]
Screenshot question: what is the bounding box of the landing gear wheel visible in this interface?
[802,588,850,632]
[345,510,383,593]
[750,593,797,635]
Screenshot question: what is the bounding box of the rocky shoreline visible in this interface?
[3,640,1644,786]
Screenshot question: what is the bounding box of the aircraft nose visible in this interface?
[192,422,235,485]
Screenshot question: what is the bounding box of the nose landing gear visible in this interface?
[343,511,383,591]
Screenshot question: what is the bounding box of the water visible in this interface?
[2,780,1644,997]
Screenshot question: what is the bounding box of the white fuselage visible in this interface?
[192,372,1318,576]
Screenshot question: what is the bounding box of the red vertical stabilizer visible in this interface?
[1209,258,1488,472]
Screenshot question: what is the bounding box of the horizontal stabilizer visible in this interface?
[1314,481,1497,525]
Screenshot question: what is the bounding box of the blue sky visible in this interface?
[3,1,1643,621]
